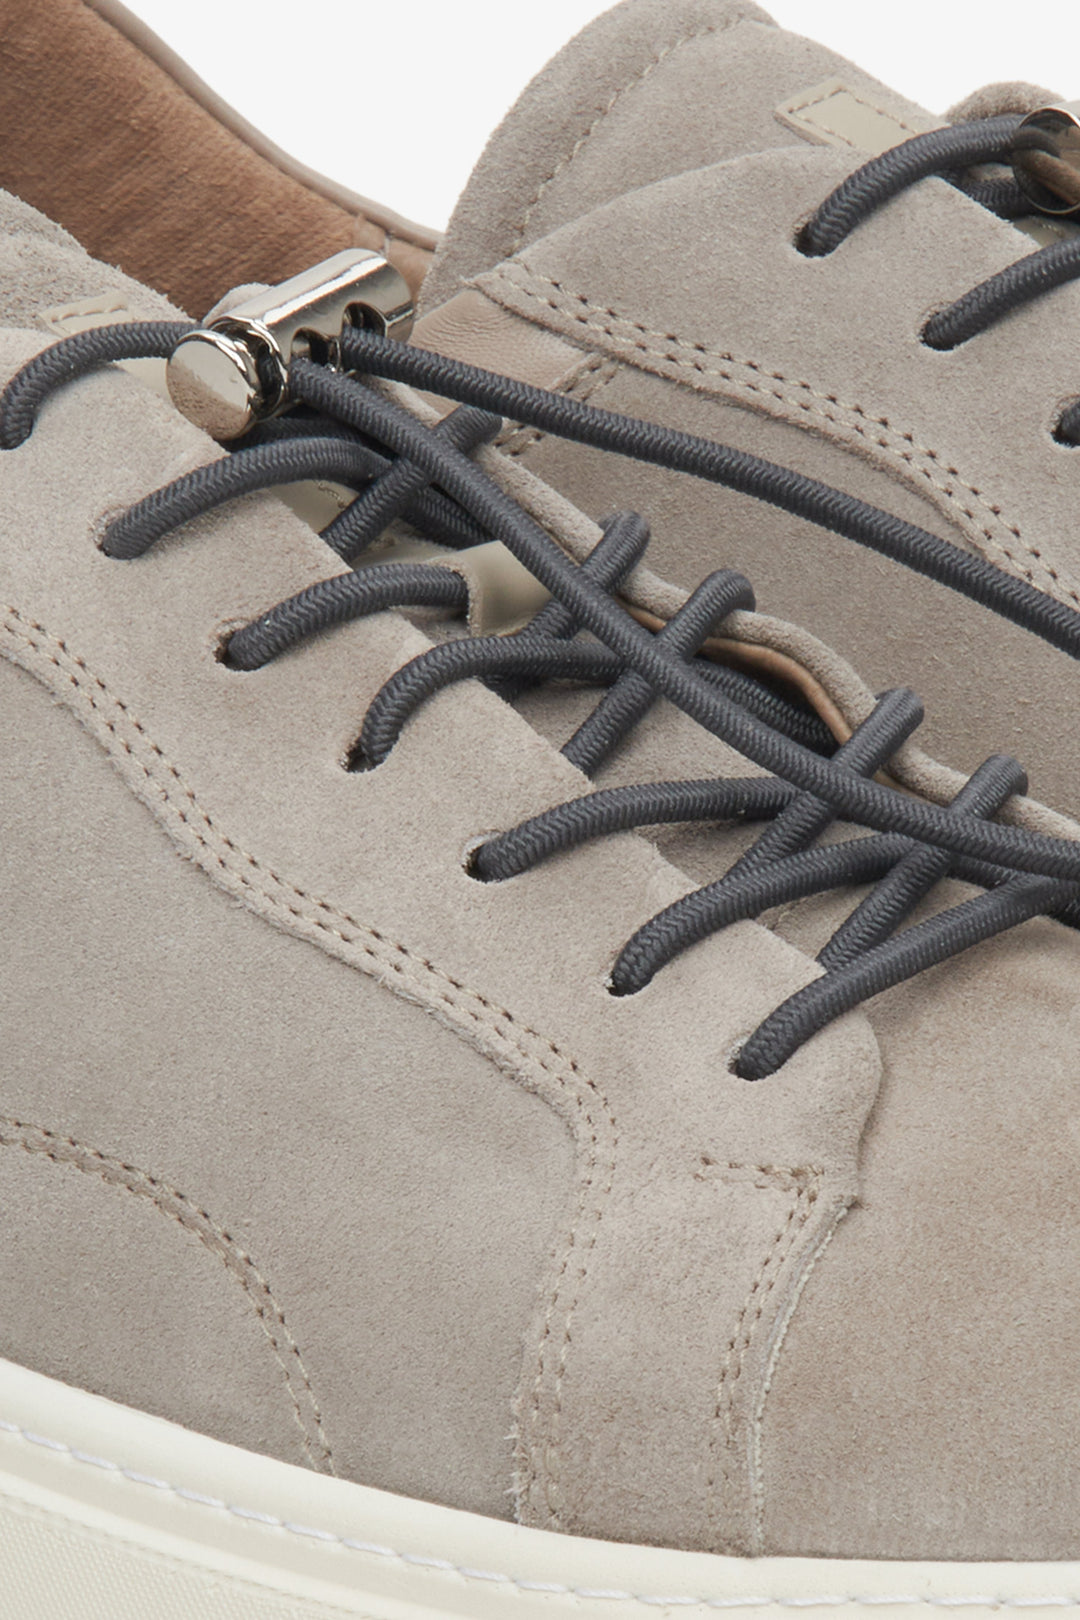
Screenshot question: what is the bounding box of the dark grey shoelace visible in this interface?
[3,324,1080,1080]
[799,114,1080,439]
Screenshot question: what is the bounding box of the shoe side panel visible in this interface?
[0,656,577,1517]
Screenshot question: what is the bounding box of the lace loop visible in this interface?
[0,321,190,450]
[798,116,1022,257]
[4,321,1079,1078]
[924,235,1080,350]
[802,116,1080,407]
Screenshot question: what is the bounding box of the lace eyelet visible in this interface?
[918,306,963,352]
[211,623,252,669]
[792,219,828,258]
[725,1036,751,1078]
[342,742,379,773]
[1052,402,1080,445]
[461,834,499,882]
[90,506,131,552]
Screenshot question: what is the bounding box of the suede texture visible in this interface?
[421,153,1080,820]
[0,656,576,1512]
[0,198,881,1555]
[420,0,1080,823]
[423,0,931,312]
[763,909,1080,1562]
[9,0,1080,1544]
[408,0,1080,1558]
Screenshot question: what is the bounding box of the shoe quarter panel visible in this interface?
[0,325,880,1550]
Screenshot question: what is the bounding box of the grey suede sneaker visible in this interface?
[8,4,1080,1618]
[413,0,1080,824]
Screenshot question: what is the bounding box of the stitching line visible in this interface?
[496,263,1077,602]
[0,604,619,1530]
[0,1117,335,1476]
[710,1176,820,1552]
[749,1201,848,1556]
[787,87,921,145]
[0,627,1068,1596]
[483,263,1080,612]
[0,1417,1075,1609]
[0,1485,366,1620]
[497,353,618,460]
[521,1091,616,1531]
[510,13,753,253]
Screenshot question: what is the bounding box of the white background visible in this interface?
[128,0,1080,231]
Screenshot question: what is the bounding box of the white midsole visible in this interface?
[0,1356,1076,1620]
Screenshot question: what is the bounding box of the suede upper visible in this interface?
[0,188,881,1556]
[8,3,1080,1562]
[418,0,1080,826]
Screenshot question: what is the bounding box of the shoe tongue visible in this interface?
[423,0,936,311]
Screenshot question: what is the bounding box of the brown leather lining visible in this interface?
[0,0,436,316]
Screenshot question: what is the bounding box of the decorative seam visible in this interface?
[481,263,1080,613]
[521,1093,617,1531]
[709,1174,821,1554]
[749,1200,849,1555]
[786,87,922,145]
[0,604,619,1530]
[0,1418,1075,1609]
[510,12,755,253]
[497,353,619,460]
[0,1118,334,1475]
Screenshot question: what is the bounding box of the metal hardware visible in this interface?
[1012,103,1080,217]
[166,249,414,440]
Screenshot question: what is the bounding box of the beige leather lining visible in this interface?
[774,77,932,154]
[0,0,438,316]
[628,604,852,745]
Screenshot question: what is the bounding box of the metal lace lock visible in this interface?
[166,249,414,440]
[1012,102,1080,218]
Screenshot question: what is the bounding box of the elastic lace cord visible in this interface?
[797,116,1022,256]
[319,344,1080,885]
[0,321,191,449]
[610,689,925,996]
[4,325,1080,1080]
[923,235,1080,350]
[103,435,481,562]
[723,688,924,881]
[954,172,1030,220]
[615,835,917,999]
[491,508,650,703]
[799,116,1080,425]
[561,568,756,775]
[739,871,1072,1080]
[472,777,797,879]
[227,563,469,671]
[337,332,1080,665]
[484,510,834,752]
[816,752,1027,971]
[320,405,501,562]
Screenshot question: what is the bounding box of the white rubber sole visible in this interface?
[0,1357,1076,1620]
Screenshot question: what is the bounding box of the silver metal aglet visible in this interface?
[1012,103,1080,218]
[166,248,414,441]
